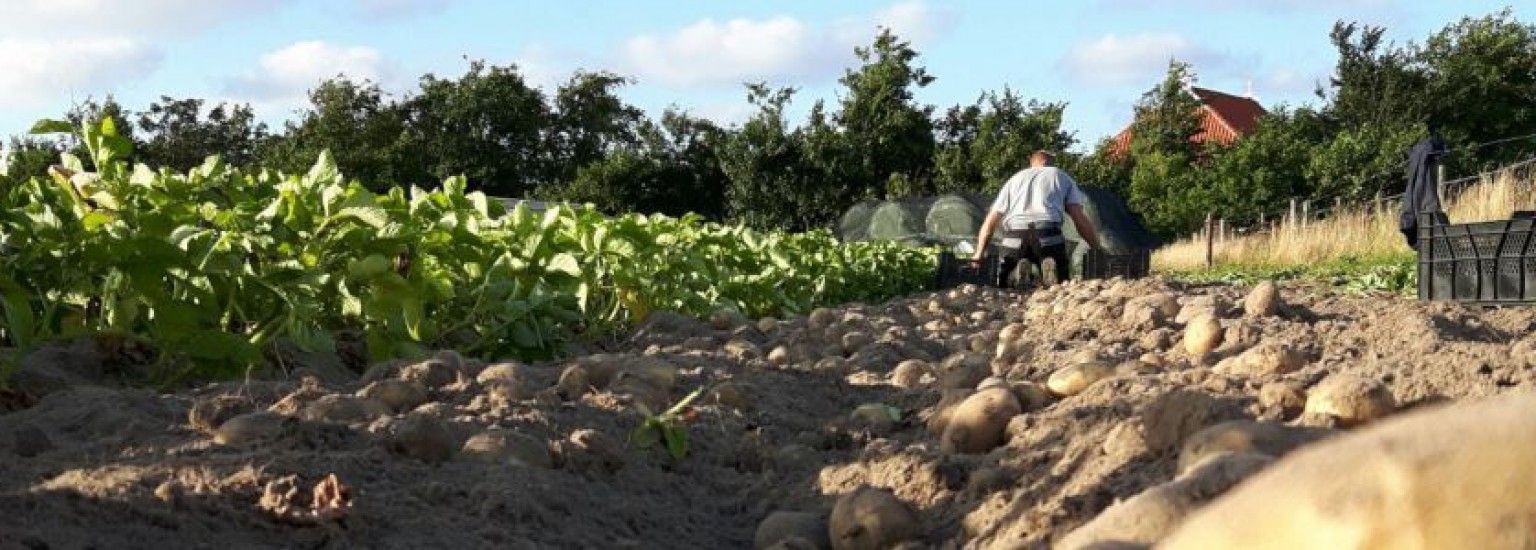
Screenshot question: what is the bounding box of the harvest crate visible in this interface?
[1080,248,1151,280]
[936,251,1002,289]
[1417,213,1536,305]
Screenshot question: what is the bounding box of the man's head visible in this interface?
[1030,150,1054,167]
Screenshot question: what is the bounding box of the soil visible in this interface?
[1,277,1533,549]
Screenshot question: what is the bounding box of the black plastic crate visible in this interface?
[936,251,1002,289]
[1417,213,1536,305]
[1081,248,1151,280]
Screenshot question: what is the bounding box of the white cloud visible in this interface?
[0,0,278,38]
[623,1,952,89]
[1060,32,1230,86]
[0,38,163,108]
[223,41,387,112]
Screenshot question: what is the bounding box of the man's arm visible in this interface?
[1065,204,1102,250]
[971,210,1002,262]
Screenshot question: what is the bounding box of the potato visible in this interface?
[925,389,973,437]
[768,346,793,366]
[301,394,389,424]
[998,323,1027,343]
[890,360,929,389]
[558,428,625,474]
[1047,362,1115,397]
[460,428,552,468]
[358,379,429,413]
[994,338,1030,363]
[711,309,743,330]
[188,395,253,433]
[557,365,593,399]
[1242,281,1281,317]
[399,358,459,389]
[1177,420,1334,475]
[1139,389,1220,453]
[1214,340,1306,377]
[808,308,839,330]
[937,352,990,390]
[476,361,526,386]
[1182,314,1223,356]
[975,376,1009,392]
[940,388,1022,454]
[757,317,779,334]
[842,332,873,354]
[386,413,456,464]
[850,404,900,435]
[1162,392,1536,549]
[829,486,919,550]
[214,411,293,446]
[755,511,830,550]
[1257,381,1306,415]
[1010,381,1054,412]
[610,373,670,413]
[1058,451,1273,549]
[1303,374,1396,428]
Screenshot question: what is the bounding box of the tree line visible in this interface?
[5,9,1534,239]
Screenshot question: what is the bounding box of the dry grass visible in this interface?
[1154,174,1536,273]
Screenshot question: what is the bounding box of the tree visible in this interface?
[548,71,645,182]
[1,137,62,184]
[833,29,937,198]
[1125,61,1208,236]
[1420,10,1536,172]
[718,84,827,231]
[261,78,411,190]
[1319,22,1429,131]
[541,110,728,219]
[136,96,268,171]
[399,61,553,197]
[933,88,1073,193]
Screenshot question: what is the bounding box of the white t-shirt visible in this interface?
[990,166,1084,229]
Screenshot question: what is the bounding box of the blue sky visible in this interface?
[0,0,1525,150]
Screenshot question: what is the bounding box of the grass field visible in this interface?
[1153,173,1536,292]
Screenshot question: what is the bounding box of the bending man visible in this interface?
[971,150,1102,287]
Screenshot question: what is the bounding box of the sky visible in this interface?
[0,0,1526,151]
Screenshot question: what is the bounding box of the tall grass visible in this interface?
[1154,174,1536,274]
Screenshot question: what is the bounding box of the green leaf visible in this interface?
[29,119,73,135]
[663,425,689,460]
[546,253,581,277]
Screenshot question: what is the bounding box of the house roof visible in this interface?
[1107,86,1268,156]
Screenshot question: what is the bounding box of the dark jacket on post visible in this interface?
[1399,135,1448,249]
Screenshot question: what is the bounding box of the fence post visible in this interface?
[1288,198,1298,228]
[1334,197,1342,214]
[1204,213,1215,268]
[1436,163,1446,205]
[1374,191,1383,214]
[1218,218,1226,244]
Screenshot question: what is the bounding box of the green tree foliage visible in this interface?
[832,29,937,198]
[718,84,828,231]
[261,79,411,190]
[548,71,645,182]
[1419,10,1536,171]
[400,61,553,197]
[934,88,1073,193]
[541,110,728,219]
[136,97,268,171]
[1,137,61,184]
[1125,61,1208,236]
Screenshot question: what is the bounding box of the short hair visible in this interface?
[1030,150,1054,165]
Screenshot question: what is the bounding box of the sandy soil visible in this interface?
[1,277,1532,549]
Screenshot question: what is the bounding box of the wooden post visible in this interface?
[1436,163,1447,205]
[1288,198,1298,228]
[1334,197,1342,215]
[1218,218,1226,244]
[1302,200,1311,227]
[1374,191,1383,214]
[1204,213,1215,268]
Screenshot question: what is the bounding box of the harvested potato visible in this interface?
[301,394,389,424]
[808,308,839,330]
[1182,314,1223,356]
[768,346,793,366]
[1139,389,1221,453]
[1303,374,1396,428]
[399,358,459,389]
[757,317,779,334]
[1214,341,1306,377]
[850,404,900,435]
[386,413,456,464]
[890,360,929,389]
[842,332,873,354]
[925,389,974,437]
[557,365,593,399]
[559,428,626,474]
[1257,381,1306,416]
[755,511,830,550]
[975,376,1009,392]
[1242,281,1281,317]
[1058,451,1273,549]
[998,323,1026,343]
[1010,381,1054,412]
[1177,420,1334,475]
[460,428,552,468]
[188,395,253,433]
[829,486,919,550]
[1162,392,1536,549]
[475,362,526,386]
[940,388,1022,454]
[711,309,742,330]
[937,352,991,390]
[994,338,1030,363]
[214,411,293,446]
[1046,362,1115,397]
[610,373,670,413]
[358,379,429,413]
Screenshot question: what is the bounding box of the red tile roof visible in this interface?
[1107,86,1267,157]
